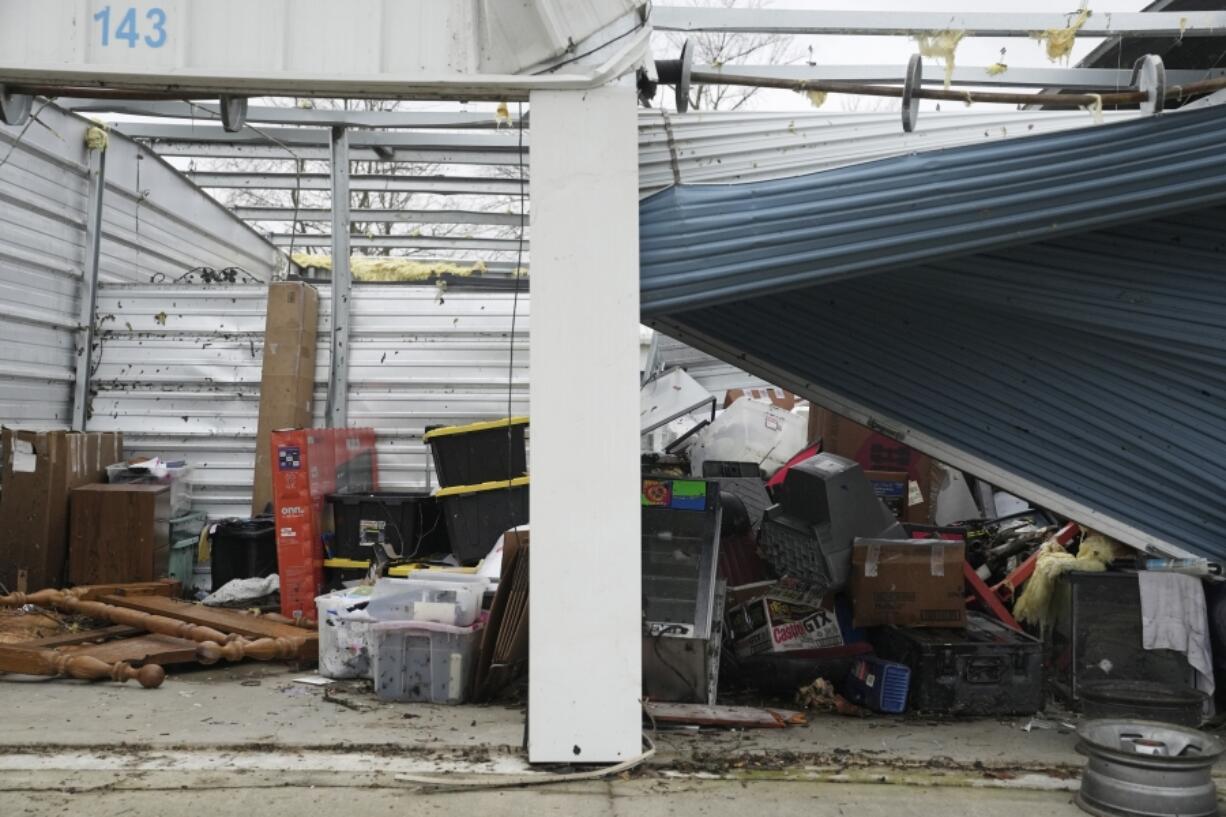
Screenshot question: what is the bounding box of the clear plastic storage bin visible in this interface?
[371,620,483,703]
[316,588,375,679]
[365,574,486,627]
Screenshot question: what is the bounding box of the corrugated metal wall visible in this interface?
[0,102,283,429]
[90,283,528,518]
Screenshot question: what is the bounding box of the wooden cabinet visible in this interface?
[69,484,171,585]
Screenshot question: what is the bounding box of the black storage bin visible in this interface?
[436,477,529,564]
[325,491,449,561]
[1048,570,1196,704]
[424,417,528,489]
[871,612,1043,716]
[211,516,277,590]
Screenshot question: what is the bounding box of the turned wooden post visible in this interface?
[1,590,309,664]
[194,637,302,665]
[0,644,165,688]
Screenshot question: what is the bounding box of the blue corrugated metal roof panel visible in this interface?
[640,104,1226,315]
[651,206,1226,559]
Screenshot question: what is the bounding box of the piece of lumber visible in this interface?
[0,643,164,688]
[62,634,200,667]
[0,581,179,607]
[72,580,181,601]
[15,625,142,649]
[643,702,808,729]
[102,594,316,644]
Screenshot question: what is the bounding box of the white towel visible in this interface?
[1137,571,1215,697]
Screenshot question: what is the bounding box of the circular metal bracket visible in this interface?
[902,54,922,133]
[675,39,693,113]
[655,39,695,113]
[220,95,248,132]
[1133,54,1166,115]
[0,86,33,126]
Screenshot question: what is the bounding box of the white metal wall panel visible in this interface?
[91,283,529,518]
[0,102,282,429]
[0,103,90,426]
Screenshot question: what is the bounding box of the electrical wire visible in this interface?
[502,101,527,541]
[531,6,649,76]
[393,733,656,791]
[183,99,306,268]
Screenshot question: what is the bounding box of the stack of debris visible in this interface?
[637,381,1220,729]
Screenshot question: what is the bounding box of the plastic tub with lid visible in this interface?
[365,574,486,626]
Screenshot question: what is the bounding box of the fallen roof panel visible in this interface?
[641,104,1226,314]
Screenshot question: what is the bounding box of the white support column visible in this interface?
[528,82,641,764]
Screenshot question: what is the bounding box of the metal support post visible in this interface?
[325,126,351,428]
[527,82,642,764]
[70,147,107,431]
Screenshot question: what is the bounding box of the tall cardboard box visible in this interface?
[269,427,378,618]
[252,282,319,515]
[809,407,934,524]
[68,483,171,585]
[0,429,123,592]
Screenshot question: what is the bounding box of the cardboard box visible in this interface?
[808,408,935,524]
[726,578,864,658]
[252,282,319,515]
[0,429,123,592]
[724,387,804,412]
[865,470,909,519]
[270,427,378,617]
[68,483,171,585]
[851,538,966,629]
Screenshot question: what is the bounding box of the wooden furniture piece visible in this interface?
[0,589,315,662]
[0,643,165,688]
[68,483,171,585]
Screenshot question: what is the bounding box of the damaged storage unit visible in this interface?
[642,103,1226,564]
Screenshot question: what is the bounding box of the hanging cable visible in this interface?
[183,99,305,271]
[503,101,528,532]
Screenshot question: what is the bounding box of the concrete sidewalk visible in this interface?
[0,662,1213,816]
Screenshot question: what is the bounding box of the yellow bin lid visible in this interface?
[424,416,529,441]
[433,475,530,498]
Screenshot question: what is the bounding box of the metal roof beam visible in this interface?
[653,7,1226,37]
[113,123,527,151]
[148,142,522,165]
[234,207,524,227]
[695,63,1226,90]
[187,172,521,196]
[270,234,523,251]
[288,256,527,274]
[57,99,521,129]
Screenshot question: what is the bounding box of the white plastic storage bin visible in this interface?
[365,574,486,627]
[372,620,483,703]
[316,588,375,679]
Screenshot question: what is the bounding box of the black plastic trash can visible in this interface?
[210,516,277,591]
[424,417,528,489]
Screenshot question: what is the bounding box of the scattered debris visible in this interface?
[796,678,870,718]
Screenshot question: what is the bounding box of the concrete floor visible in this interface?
[0,662,1214,816]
